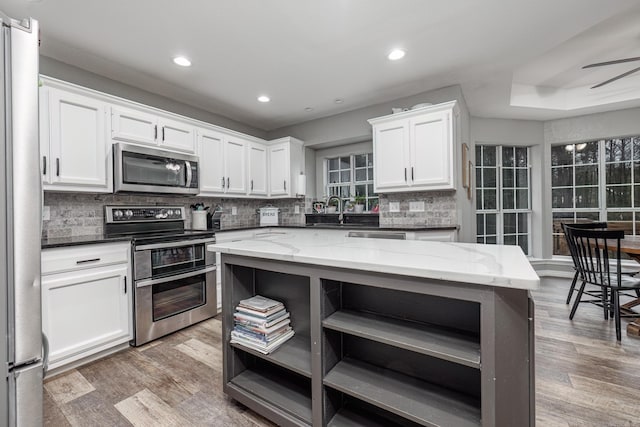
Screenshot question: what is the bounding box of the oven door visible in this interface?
[114,143,199,194]
[134,238,215,281]
[134,266,216,346]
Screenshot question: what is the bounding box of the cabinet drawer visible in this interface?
[42,242,130,275]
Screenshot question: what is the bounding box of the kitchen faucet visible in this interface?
[327,195,344,224]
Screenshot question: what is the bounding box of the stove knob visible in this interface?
[114,210,123,219]
[125,209,133,218]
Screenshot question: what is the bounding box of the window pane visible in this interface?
[475,146,482,165]
[518,213,528,233]
[502,169,514,188]
[575,141,598,164]
[606,163,631,185]
[551,145,573,166]
[635,185,640,207]
[518,236,528,254]
[504,213,516,234]
[606,185,632,207]
[367,198,378,211]
[607,211,633,234]
[340,170,350,183]
[552,188,573,208]
[503,189,514,209]
[340,186,350,198]
[634,138,640,161]
[477,215,484,235]
[476,168,482,187]
[485,190,497,210]
[551,167,573,187]
[516,169,528,188]
[367,167,374,180]
[575,187,599,208]
[516,147,528,167]
[486,214,497,235]
[483,168,497,187]
[575,165,598,186]
[340,157,350,169]
[576,212,600,221]
[328,158,339,170]
[486,236,497,244]
[504,235,516,246]
[516,189,529,209]
[355,154,366,168]
[483,147,497,166]
[329,171,339,183]
[367,183,374,196]
[355,184,366,197]
[476,190,483,209]
[606,138,632,162]
[355,169,366,181]
[502,147,514,167]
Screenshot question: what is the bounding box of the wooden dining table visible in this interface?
[611,236,640,334]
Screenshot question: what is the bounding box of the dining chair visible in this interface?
[566,226,640,341]
[561,222,608,305]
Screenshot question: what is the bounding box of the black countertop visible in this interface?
[42,225,458,248]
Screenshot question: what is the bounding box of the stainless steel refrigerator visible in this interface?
[1,11,44,427]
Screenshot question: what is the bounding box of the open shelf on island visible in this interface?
[324,358,481,427]
[229,362,312,425]
[230,334,311,378]
[326,397,423,427]
[323,310,480,369]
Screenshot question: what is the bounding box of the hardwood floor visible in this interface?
[44,277,640,426]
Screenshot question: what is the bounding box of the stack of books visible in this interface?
[230,295,294,354]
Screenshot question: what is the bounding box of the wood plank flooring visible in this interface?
[44,277,640,426]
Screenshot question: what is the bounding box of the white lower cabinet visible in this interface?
[41,242,132,371]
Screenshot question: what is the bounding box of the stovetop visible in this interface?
[104,205,216,245]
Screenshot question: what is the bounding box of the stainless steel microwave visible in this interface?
[114,143,199,195]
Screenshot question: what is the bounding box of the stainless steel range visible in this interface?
[105,206,216,346]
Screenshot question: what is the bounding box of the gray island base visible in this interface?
[219,253,535,427]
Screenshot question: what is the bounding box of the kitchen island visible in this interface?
[208,233,539,427]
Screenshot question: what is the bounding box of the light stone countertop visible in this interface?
[208,231,540,290]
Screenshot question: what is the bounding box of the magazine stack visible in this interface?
[230,295,294,354]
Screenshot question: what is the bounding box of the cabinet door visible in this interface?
[373,121,409,191]
[48,88,109,190]
[198,129,225,195]
[224,136,247,194]
[111,106,158,145]
[269,142,291,196]
[410,111,454,189]
[159,117,195,153]
[248,142,268,196]
[42,264,130,370]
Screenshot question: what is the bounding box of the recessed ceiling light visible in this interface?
[173,56,192,67]
[258,95,270,103]
[334,98,344,104]
[304,107,314,112]
[387,49,406,61]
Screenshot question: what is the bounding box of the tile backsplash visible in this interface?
[378,191,457,227]
[42,192,308,239]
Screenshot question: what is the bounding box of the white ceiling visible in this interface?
[2,0,640,130]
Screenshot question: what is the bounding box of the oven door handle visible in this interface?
[136,265,217,288]
[135,238,216,251]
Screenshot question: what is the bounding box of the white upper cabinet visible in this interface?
[369,101,458,193]
[197,128,249,196]
[247,141,268,196]
[111,106,196,153]
[268,137,305,198]
[224,136,248,195]
[40,85,111,192]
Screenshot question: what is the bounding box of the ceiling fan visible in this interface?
[583,56,640,89]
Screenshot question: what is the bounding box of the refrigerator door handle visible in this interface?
[42,332,49,374]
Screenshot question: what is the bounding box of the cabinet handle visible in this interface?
[404,168,407,182]
[221,177,225,189]
[124,277,127,294]
[154,125,158,140]
[162,126,165,141]
[76,258,100,264]
[411,167,414,181]
[42,156,47,175]
[56,158,60,177]
[227,177,230,188]
[251,180,254,191]
[284,180,287,191]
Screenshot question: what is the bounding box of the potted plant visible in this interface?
[353,196,366,213]
[326,198,339,213]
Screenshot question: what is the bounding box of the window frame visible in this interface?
[324,153,378,211]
